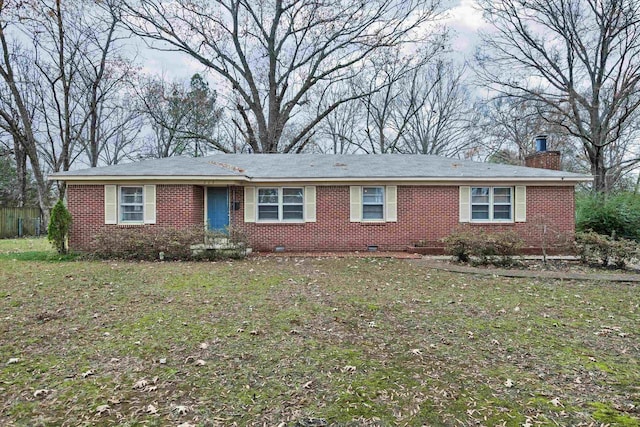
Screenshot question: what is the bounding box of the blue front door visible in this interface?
[207,187,229,232]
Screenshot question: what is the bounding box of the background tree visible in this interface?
[120,0,441,153]
[137,73,225,158]
[0,0,139,215]
[478,97,582,169]
[398,59,473,156]
[477,0,640,192]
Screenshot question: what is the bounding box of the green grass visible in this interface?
[0,238,638,426]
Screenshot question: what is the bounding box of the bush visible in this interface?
[576,192,640,242]
[442,229,523,266]
[575,231,638,268]
[441,229,477,262]
[90,226,249,261]
[48,199,72,254]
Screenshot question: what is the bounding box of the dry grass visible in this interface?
[0,238,638,426]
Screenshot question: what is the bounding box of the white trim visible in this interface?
[304,186,316,222]
[349,186,362,222]
[143,185,156,224]
[470,186,514,223]
[459,186,470,223]
[51,175,593,184]
[104,185,117,225]
[515,186,527,222]
[255,187,305,223]
[244,186,256,223]
[362,186,385,221]
[119,186,145,224]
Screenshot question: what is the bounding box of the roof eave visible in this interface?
[247,176,594,183]
[48,175,248,182]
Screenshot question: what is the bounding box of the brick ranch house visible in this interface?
[49,153,592,253]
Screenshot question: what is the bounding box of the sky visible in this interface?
[136,0,489,83]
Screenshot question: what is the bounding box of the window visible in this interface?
[120,186,144,222]
[362,187,384,220]
[471,187,512,221]
[257,187,304,221]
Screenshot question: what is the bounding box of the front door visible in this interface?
[207,187,229,232]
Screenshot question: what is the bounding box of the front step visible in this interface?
[190,238,252,257]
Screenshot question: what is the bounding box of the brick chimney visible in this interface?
[524,135,561,170]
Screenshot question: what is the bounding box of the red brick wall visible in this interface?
[525,151,562,170]
[67,183,574,253]
[230,185,575,252]
[66,184,204,251]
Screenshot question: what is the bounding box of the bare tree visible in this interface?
[398,59,473,156]
[477,97,580,167]
[477,0,640,192]
[317,100,363,154]
[119,0,440,153]
[0,16,51,217]
[136,73,225,158]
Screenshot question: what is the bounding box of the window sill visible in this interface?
[359,220,387,225]
[469,221,515,225]
[116,222,146,227]
[254,221,306,225]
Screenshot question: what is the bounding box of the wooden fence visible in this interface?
[0,207,43,238]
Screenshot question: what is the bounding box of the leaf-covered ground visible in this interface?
[1,239,638,426]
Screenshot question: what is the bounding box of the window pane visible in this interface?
[471,205,489,220]
[122,211,143,222]
[258,205,279,220]
[120,187,143,222]
[363,205,384,220]
[363,187,383,204]
[258,188,278,204]
[121,187,143,203]
[493,205,512,220]
[471,187,489,204]
[283,188,303,204]
[283,205,303,220]
[493,188,511,204]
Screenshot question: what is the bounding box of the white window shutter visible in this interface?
[515,186,527,222]
[304,186,316,222]
[144,185,156,224]
[104,185,117,224]
[385,185,397,222]
[459,186,471,223]
[244,186,256,222]
[349,186,362,222]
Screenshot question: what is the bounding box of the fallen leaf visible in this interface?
[504,379,514,388]
[199,342,209,349]
[133,379,148,389]
[159,358,167,364]
[33,389,49,398]
[194,359,206,366]
[95,404,110,415]
[147,404,157,414]
[172,405,189,415]
[550,397,563,407]
[82,370,94,378]
[6,358,19,365]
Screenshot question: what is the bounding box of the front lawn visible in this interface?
[0,239,638,426]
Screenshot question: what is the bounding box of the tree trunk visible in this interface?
[14,137,27,207]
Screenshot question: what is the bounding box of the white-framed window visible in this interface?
[257,187,304,221]
[471,187,512,221]
[349,186,397,223]
[362,186,384,220]
[120,186,144,222]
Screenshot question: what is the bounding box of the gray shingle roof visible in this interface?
[49,154,592,182]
